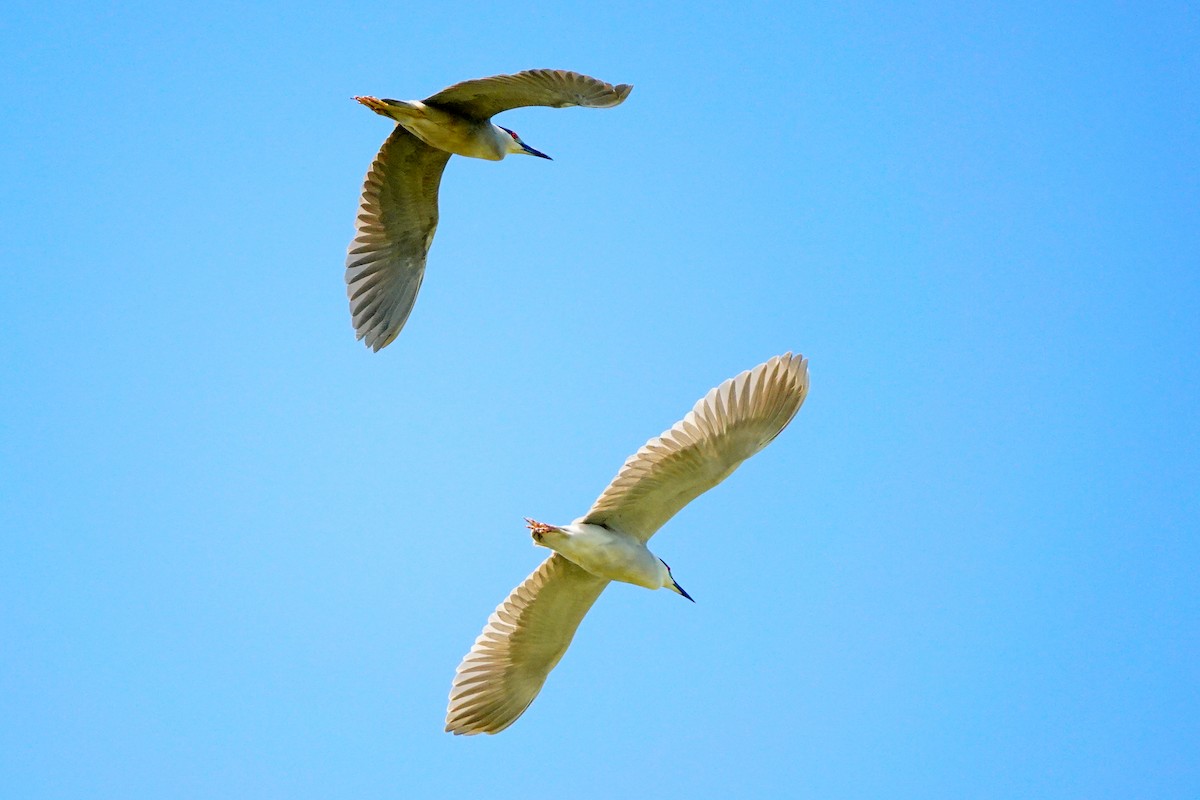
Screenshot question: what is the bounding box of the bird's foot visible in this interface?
[525,518,554,544]
[354,95,393,116]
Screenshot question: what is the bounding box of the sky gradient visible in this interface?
[2,2,1198,797]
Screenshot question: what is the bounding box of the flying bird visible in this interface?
[345,69,633,351]
[446,353,811,735]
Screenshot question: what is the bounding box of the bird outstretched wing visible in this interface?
[345,125,452,351]
[446,553,609,735]
[424,69,632,121]
[582,353,810,543]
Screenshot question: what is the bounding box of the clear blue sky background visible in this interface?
[2,2,1197,797]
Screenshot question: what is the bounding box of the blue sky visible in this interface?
[2,1,1197,797]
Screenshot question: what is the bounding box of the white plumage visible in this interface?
[446,353,810,735]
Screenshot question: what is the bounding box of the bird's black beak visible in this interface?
[522,143,552,160]
[671,579,695,603]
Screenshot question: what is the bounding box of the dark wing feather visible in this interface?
[424,69,632,120]
[345,125,451,351]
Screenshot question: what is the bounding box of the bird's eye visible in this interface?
[509,130,520,139]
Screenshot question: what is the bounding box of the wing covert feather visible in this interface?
[424,69,632,120]
[345,126,451,351]
[446,554,609,735]
[582,353,810,542]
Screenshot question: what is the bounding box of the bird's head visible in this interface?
[659,559,695,602]
[498,127,552,160]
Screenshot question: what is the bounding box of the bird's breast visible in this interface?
[396,106,505,160]
[550,524,661,589]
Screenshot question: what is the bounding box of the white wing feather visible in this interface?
[582,353,810,542]
[445,554,609,735]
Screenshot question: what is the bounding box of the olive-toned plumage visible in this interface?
[346,70,632,351]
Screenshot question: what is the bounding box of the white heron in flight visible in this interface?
[345,69,632,351]
[446,353,811,735]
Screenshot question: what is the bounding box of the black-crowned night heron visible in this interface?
[445,353,811,735]
[346,69,632,351]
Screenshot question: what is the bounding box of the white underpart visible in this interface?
[536,522,668,589]
[445,353,810,735]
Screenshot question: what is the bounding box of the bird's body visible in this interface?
[446,353,811,735]
[355,98,511,160]
[345,70,632,351]
[528,519,671,590]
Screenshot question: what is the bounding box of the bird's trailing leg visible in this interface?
[525,518,556,545]
[353,95,422,122]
